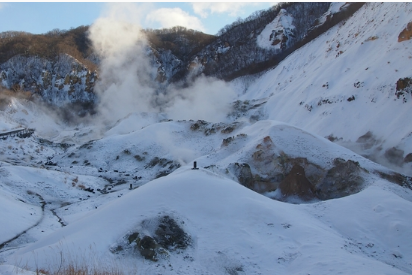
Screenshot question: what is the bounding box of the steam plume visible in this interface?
[88,3,235,127]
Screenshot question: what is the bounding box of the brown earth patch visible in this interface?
[376,171,412,190]
[398,22,412,42]
[384,147,405,166]
[315,158,364,200]
[404,153,412,163]
[278,164,316,200]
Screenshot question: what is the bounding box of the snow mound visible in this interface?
[9,168,412,274]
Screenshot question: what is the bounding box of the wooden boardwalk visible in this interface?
[0,128,35,139]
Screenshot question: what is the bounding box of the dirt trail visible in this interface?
[0,193,45,250]
[0,192,66,251]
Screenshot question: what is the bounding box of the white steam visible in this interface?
[163,76,235,122]
[88,3,235,126]
[155,130,197,166]
[88,8,156,125]
[86,3,235,164]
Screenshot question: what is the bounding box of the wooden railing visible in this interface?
[0,128,35,139]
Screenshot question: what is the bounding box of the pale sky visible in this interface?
[0,2,275,35]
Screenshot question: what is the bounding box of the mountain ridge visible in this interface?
[0,2,361,102]
[1,3,412,274]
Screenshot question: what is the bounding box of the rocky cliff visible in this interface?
[0,3,364,105]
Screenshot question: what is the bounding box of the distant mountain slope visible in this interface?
[2,3,412,274]
[186,2,365,81]
[0,26,215,104]
[0,3,363,105]
[232,2,412,175]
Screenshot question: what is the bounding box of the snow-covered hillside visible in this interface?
[1,2,412,275]
[0,95,411,274]
[257,8,296,50]
[6,169,412,275]
[0,54,97,105]
[233,2,412,175]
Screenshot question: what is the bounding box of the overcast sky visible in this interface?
[0,2,275,35]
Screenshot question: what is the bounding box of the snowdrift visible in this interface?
[9,168,412,275]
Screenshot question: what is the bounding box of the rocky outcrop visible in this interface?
[138,235,157,261]
[229,135,366,201]
[278,164,316,200]
[0,54,97,105]
[0,46,184,105]
[149,47,183,84]
[376,171,412,190]
[384,147,405,167]
[231,154,366,201]
[395,77,412,103]
[113,215,191,262]
[186,2,331,81]
[356,131,378,150]
[404,153,412,163]
[257,9,296,50]
[155,216,190,250]
[190,120,241,137]
[230,163,255,190]
[398,22,412,42]
[315,158,364,200]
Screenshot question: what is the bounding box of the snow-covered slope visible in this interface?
[0,190,42,245]
[8,168,412,275]
[1,2,412,275]
[0,54,97,105]
[257,9,296,50]
[233,2,412,175]
[0,96,411,274]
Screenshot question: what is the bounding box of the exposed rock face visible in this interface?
[395,77,412,103]
[230,163,255,190]
[315,158,365,200]
[187,2,365,81]
[139,235,158,261]
[186,2,332,80]
[398,21,412,42]
[149,47,183,84]
[144,157,181,179]
[278,164,316,200]
[113,215,191,262]
[155,216,190,250]
[376,171,412,190]
[232,154,366,201]
[228,135,366,201]
[396,77,412,91]
[0,47,182,105]
[258,9,296,50]
[404,153,412,163]
[356,131,378,150]
[190,120,241,137]
[0,54,97,105]
[0,3,363,103]
[384,147,405,166]
[230,136,315,195]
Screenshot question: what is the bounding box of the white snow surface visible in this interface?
[0,190,41,245]
[257,9,295,50]
[1,2,412,275]
[314,2,346,27]
[236,2,412,175]
[7,169,412,275]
